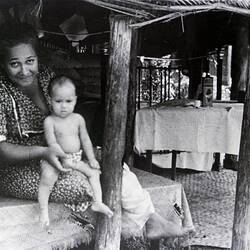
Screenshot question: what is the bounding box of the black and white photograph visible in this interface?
[0,0,249,249]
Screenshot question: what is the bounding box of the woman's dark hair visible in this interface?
[0,20,38,63]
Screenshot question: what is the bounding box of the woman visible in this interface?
[0,21,92,207]
[0,20,191,239]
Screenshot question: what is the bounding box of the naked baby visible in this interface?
[38,76,113,230]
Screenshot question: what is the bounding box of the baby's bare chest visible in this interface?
[54,120,79,137]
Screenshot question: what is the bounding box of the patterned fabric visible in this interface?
[0,66,51,146]
[65,150,83,164]
[0,66,93,206]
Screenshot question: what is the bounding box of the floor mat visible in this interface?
[172,169,237,248]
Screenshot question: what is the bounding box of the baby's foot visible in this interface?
[91,202,113,218]
[39,210,52,234]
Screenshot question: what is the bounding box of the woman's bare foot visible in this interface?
[39,209,52,234]
[91,202,113,218]
[146,213,190,240]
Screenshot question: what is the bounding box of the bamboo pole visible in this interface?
[94,14,133,250]
[231,45,250,249]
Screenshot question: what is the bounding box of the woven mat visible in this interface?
[172,169,237,248]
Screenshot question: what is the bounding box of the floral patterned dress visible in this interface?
[0,66,93,208]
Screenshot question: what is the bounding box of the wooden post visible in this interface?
[94,14,133,250]
[146,150,153,173]
[124,28,139,167]
[212,48,223,171]
[184,17,203,99]
[216,48,223,100]
[222,45,232,87]
[231,48,250,249]
[231,16,249,100]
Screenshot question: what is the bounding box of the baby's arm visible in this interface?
[78,115,100,169]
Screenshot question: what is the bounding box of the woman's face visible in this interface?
[4,43,38,88]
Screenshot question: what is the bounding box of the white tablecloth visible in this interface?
[134,103,243,155]
[134,103,243,171]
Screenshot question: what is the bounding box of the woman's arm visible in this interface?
[0,142,46,163]
[0,141,69,172]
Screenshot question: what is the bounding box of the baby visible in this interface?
[38,76,113,229]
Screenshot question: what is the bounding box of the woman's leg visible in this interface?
[121,164,155,231]
[146,212,192,239]
[121,164,191,239]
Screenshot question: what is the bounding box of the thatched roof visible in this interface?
[82,0,250,27]
[0,0,247,57]
[1,0,249,30]
[83,0,250,14]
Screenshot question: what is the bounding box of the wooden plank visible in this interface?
[231,34,250,249]
[94,14,134,250]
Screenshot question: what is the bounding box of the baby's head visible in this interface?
[49,76,77,118]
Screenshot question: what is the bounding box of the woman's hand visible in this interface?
[43,145,71,173]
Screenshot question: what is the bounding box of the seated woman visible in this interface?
[0,20,192,240]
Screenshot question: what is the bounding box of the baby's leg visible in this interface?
[76,161,113,217]
[38,161,59,230]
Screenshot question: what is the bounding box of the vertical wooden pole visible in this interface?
[222,45,232,86]
[146,150,153,173]
[124,28,139,167]
[212,48,223,171]
[184,17,203,99]
[94,14,133,250]
[216,48,223,100]
[231,16,249,100]
[225,16,248,170]
[231,48,250,249]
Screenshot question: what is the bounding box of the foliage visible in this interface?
[137,57,189,107]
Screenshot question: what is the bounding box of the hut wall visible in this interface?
[76,55,102,98]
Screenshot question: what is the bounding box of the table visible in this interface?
[134,102,243,175]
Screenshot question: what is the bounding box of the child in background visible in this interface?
[38,76,113,229]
